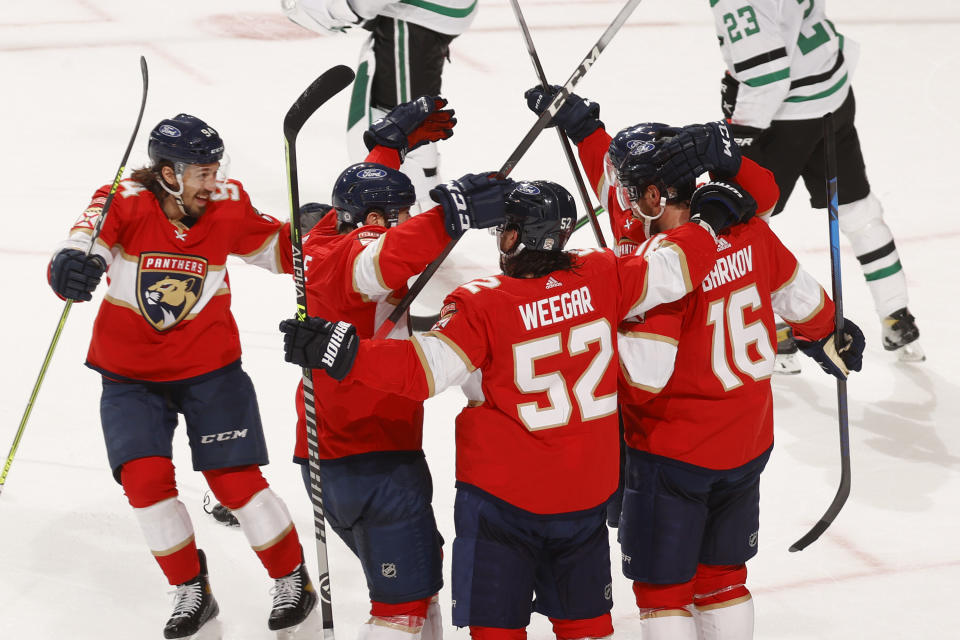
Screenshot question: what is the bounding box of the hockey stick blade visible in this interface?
[1,55,149,497]
[284,65,356,143]
[373,0,642,340]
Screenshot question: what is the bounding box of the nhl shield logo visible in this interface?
[136,252,207,331]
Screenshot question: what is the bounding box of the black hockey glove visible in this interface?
[363,96,456,160]
[48,248,106,302]
[796,319,866,380]
[524,84,604,144]
[279,317,359,381]
[689,180,757,235]
[430,173,516,240]
[654,121,743,186]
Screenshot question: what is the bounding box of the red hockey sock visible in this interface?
[550,613,613,639]
[470,627,526,640]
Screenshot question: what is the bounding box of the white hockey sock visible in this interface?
[231,488,294,552]
[693,596,754,640]
[638,609,698,640]
[132,497,195,556]
[421,594,443,640]
[402,142,442,214]
[837,192,909,317]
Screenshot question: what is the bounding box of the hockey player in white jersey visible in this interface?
[701,0,923,365]
[282,0,476,212]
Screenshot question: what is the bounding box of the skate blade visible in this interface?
[176,618,222,640]
[774,352,802,375]
[895,341,926,362]
[275,609,321,640]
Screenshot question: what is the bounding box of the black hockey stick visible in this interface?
[1,56,149,497]
[508,0,607,249]
[283,64,356,637]
[574,205,607,233]
[789,112,850,552]
[373,0,642,340]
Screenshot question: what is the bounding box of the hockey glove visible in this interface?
[281,0,361,36]
[654,121,742,186]
[523,85,604,144]
[796,319,866,380]
[363,96,456,160]
[430,173,516,240]
[48,249,106,302]
[279,317,359,381]
[689,180,757,235]
[728,123,763,150]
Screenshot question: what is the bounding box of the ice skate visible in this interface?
[774,323,802,374]
[882,307,925,362]
[164,549,219,639]
[268,561,318,636]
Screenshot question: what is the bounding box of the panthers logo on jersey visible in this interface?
[136,252,208,331]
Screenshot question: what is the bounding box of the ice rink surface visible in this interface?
[1,1,958,638]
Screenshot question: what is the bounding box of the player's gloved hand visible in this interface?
[281,0,361,35]
[430,173,516,240]
[689,180,757,235]
[363,96,456,160]
[279,317,359,381]
[654,121,742,186]
[796,319,866,380]
[523,85,604,144]
[48,249,107,302]
[728,123,763,150]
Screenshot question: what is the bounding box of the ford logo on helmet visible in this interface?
[516,183,541,195]
[358,168,388,179]
[628,140,655,155]
[159,125,182,138]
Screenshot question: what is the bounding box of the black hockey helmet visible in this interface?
[148,114,225,166]
[502,180,576,252]
[607,122,695,204]
[331,162,416,228]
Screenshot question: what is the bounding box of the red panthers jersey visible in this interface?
[56,178,292,382]
[295,204,453,460]
[344,222,719,514]
[619,218,836,469]
[575,129,780,255]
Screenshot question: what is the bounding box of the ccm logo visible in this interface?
[201,429,248,444]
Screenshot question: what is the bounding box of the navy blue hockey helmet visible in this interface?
[331,162,416,228]
[502,180,577,252]
[606,122,694,204]
[148,114,225,166]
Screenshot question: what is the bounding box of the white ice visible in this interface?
[1,1,958,638]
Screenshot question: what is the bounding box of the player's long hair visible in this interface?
[130,163,175,203]
[501,248,579,279]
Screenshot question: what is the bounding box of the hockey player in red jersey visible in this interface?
[285,97,512,640]
[279,174,757,639]
[46,114,318,639]
[607,126,866,639]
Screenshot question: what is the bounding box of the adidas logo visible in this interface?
[545,276,562,290]
[716,236,732,252]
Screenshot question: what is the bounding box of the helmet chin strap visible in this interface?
[159,163,189,219]
[633,196,667,238]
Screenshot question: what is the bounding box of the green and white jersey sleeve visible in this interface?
[352,0,478,35]
[710,0,855,128]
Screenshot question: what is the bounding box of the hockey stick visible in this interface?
[789,112,850,552]
[574,205,607,232]
[372,0,642,340]
[0,56,149,497]
[508,0,607,249]
[283,64,356,638]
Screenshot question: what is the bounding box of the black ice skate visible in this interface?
[268,562,318,633]
[774,322,802,374]
[882,307,925,362]
[164,549,219,639]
